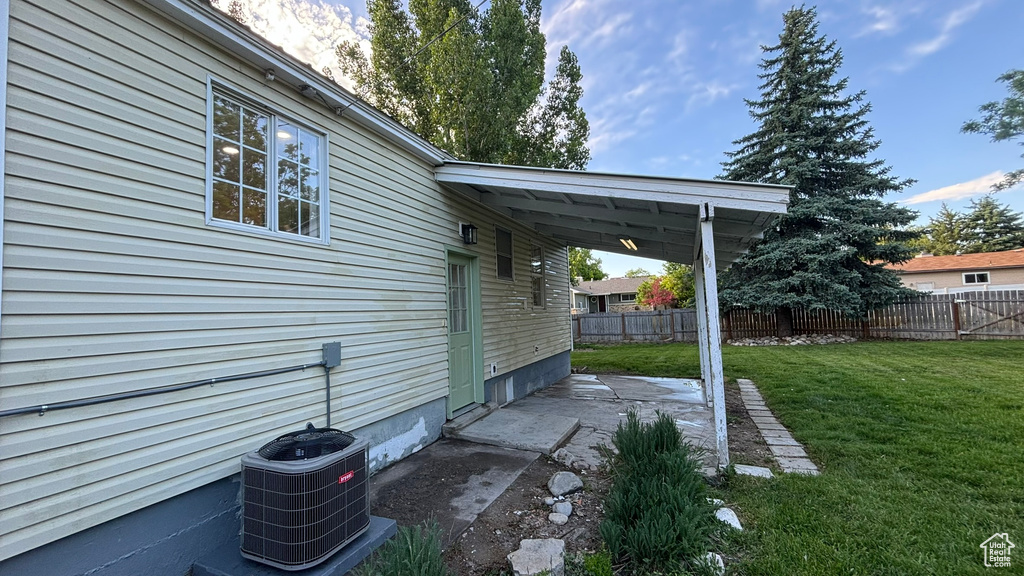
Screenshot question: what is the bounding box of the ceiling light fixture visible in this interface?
[619,237,638,251]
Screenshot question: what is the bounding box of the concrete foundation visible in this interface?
[484,350,571,404]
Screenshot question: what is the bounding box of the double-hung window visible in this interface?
[208,82,329,243]
[530,245,545,308]
[495,227,514,280]
[963,272,990,285]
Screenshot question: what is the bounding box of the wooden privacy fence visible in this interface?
[573,290,1024,343]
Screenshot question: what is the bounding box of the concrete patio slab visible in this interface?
[448,408,579,454]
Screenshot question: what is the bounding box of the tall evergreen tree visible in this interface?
[917,203,968,256]
[719,6,918,335]
[962,196,1024,253]
[336,0,589,169]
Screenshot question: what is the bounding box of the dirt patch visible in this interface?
[444,457,610,576]
[724,379,777,470]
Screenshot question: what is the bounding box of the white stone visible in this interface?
[547,471,584,496]
[508,539,566,576]
[715,507,743,531]
[733,464,774,478]
[552,501,573,516]
[543,497,555,506]
[548,512,569,525]
[703,552,726,575]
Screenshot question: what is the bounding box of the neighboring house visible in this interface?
[0,1,788,574]
[889,249,1024,294]
[573,277,651,313]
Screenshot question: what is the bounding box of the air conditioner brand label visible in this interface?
[338,471,355,484]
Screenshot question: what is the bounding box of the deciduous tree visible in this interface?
[569,247,607,284]
[337,0,589,169]
[962,69,1024,192]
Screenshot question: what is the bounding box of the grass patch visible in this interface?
[355,523,448,576]
[574,341,1024,575]
[600,410,720,574]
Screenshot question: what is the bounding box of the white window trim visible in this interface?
[205,77,331,245]
[962,271,990,285]
[619,293,637,302]
[495,226,514,281]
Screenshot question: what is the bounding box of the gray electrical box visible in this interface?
[322,342,342,368]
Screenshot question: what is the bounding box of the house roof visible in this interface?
[573,277,650,296]
[889,249,1024,273]
[152,0,790,268]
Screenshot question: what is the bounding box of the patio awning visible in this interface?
[435,161,790,266]
[437,160,792,468]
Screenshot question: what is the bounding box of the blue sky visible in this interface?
[229,0,1024,276]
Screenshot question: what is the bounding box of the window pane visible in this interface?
[531,246,543,275]
[497,256,513,280]
[242,187,267,227]
[299,202,320,237]
[299,129,320,166]
[276,121,299,161]
[213,137,240,182]
[532,276,544,306]
[278,196,299,234]
[278,160,298,198]
[213,96,240,141]
[212,181,240,222]
[300,167,319,201]
[978,273,989,282]
[243,109,268,151]
[242,148,266,189]
[496,228,512,255]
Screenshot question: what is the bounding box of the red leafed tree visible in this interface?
[637,278,675,308]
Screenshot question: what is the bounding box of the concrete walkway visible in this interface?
[366,373,719,553]
[448,373,717,471]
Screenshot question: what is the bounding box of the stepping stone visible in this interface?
[733,464,774,478]
[747,410,774,418]
[751,416,779,425]
[770,445,808,458]
[759,429,793,438]
[764,435,800,446]
[548,512,568,525]
[715,508,743,530]
[777,457,819,473]
[508,539,565,576]
[756,422,787,431]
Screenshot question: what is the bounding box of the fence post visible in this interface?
[575,315,582,343]
[621,313,628,341]
[861,318,869,340]
[724,310,733,341]
[951,300,962,340]
[669,310,676,342]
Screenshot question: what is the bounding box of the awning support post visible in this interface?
[695,204,729,468]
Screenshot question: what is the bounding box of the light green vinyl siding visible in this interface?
[0,0,569,560]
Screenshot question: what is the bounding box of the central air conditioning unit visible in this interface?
[240,423,370,571]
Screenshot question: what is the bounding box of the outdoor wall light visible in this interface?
[618,236,638,251]
[460,223,478,245]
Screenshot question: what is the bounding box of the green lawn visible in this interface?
[571,341,1024,575]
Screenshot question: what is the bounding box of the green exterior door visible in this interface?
[447,253,480,413]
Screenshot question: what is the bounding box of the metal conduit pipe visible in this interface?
[0,361,327,419]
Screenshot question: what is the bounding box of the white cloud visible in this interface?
[685,81,738,112]
[214,0,370,90]
[902,171,1014,204]
[856,5,901,37]
[893,0,983,70]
